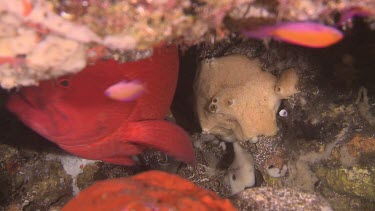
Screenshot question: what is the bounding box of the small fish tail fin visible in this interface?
[123,120,195,164]
[242,26,274,39]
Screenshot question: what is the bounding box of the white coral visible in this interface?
[0,35,86,89]
[0,1,101,43]
[27,35,86,75]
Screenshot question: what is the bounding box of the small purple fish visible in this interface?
[105,80,145,102]
[243,22,343,48]
[337,6,374,26]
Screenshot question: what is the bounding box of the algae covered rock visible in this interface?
[0,143,73,210]
[18,160,73,210]
[76,163,100,191]
[316,166,375,201]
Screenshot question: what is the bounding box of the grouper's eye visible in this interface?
[58,79,70,87]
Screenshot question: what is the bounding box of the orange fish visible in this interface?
[62,170,237,211]
[243,22,343,48]
[7,46,195,165]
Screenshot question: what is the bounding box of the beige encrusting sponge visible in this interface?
[194,54,298,141]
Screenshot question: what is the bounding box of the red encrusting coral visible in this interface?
[62,170,238,211]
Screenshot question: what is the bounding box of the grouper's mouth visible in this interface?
[17,92,37,109]
[7,93,72,139]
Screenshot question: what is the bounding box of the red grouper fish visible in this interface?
[6,46,195,165]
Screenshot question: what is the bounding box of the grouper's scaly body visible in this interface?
[7,46,195,165]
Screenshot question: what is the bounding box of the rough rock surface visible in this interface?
[0,143,73,210]
[230,187,332,211]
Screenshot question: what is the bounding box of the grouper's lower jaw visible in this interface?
[6,94,70,140]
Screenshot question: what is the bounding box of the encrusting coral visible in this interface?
[0,0,250,89]
[62,170,238,211]
[0,0,373,89]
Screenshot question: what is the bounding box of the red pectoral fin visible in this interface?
[59,140,145,166]
[123,120,195,164]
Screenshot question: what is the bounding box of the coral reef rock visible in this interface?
[0,143,73,210]
[316,166,375,201]
[230,187,333,211]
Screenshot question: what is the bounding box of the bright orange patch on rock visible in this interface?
[347,134,375,157]
[63,170,238,211]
